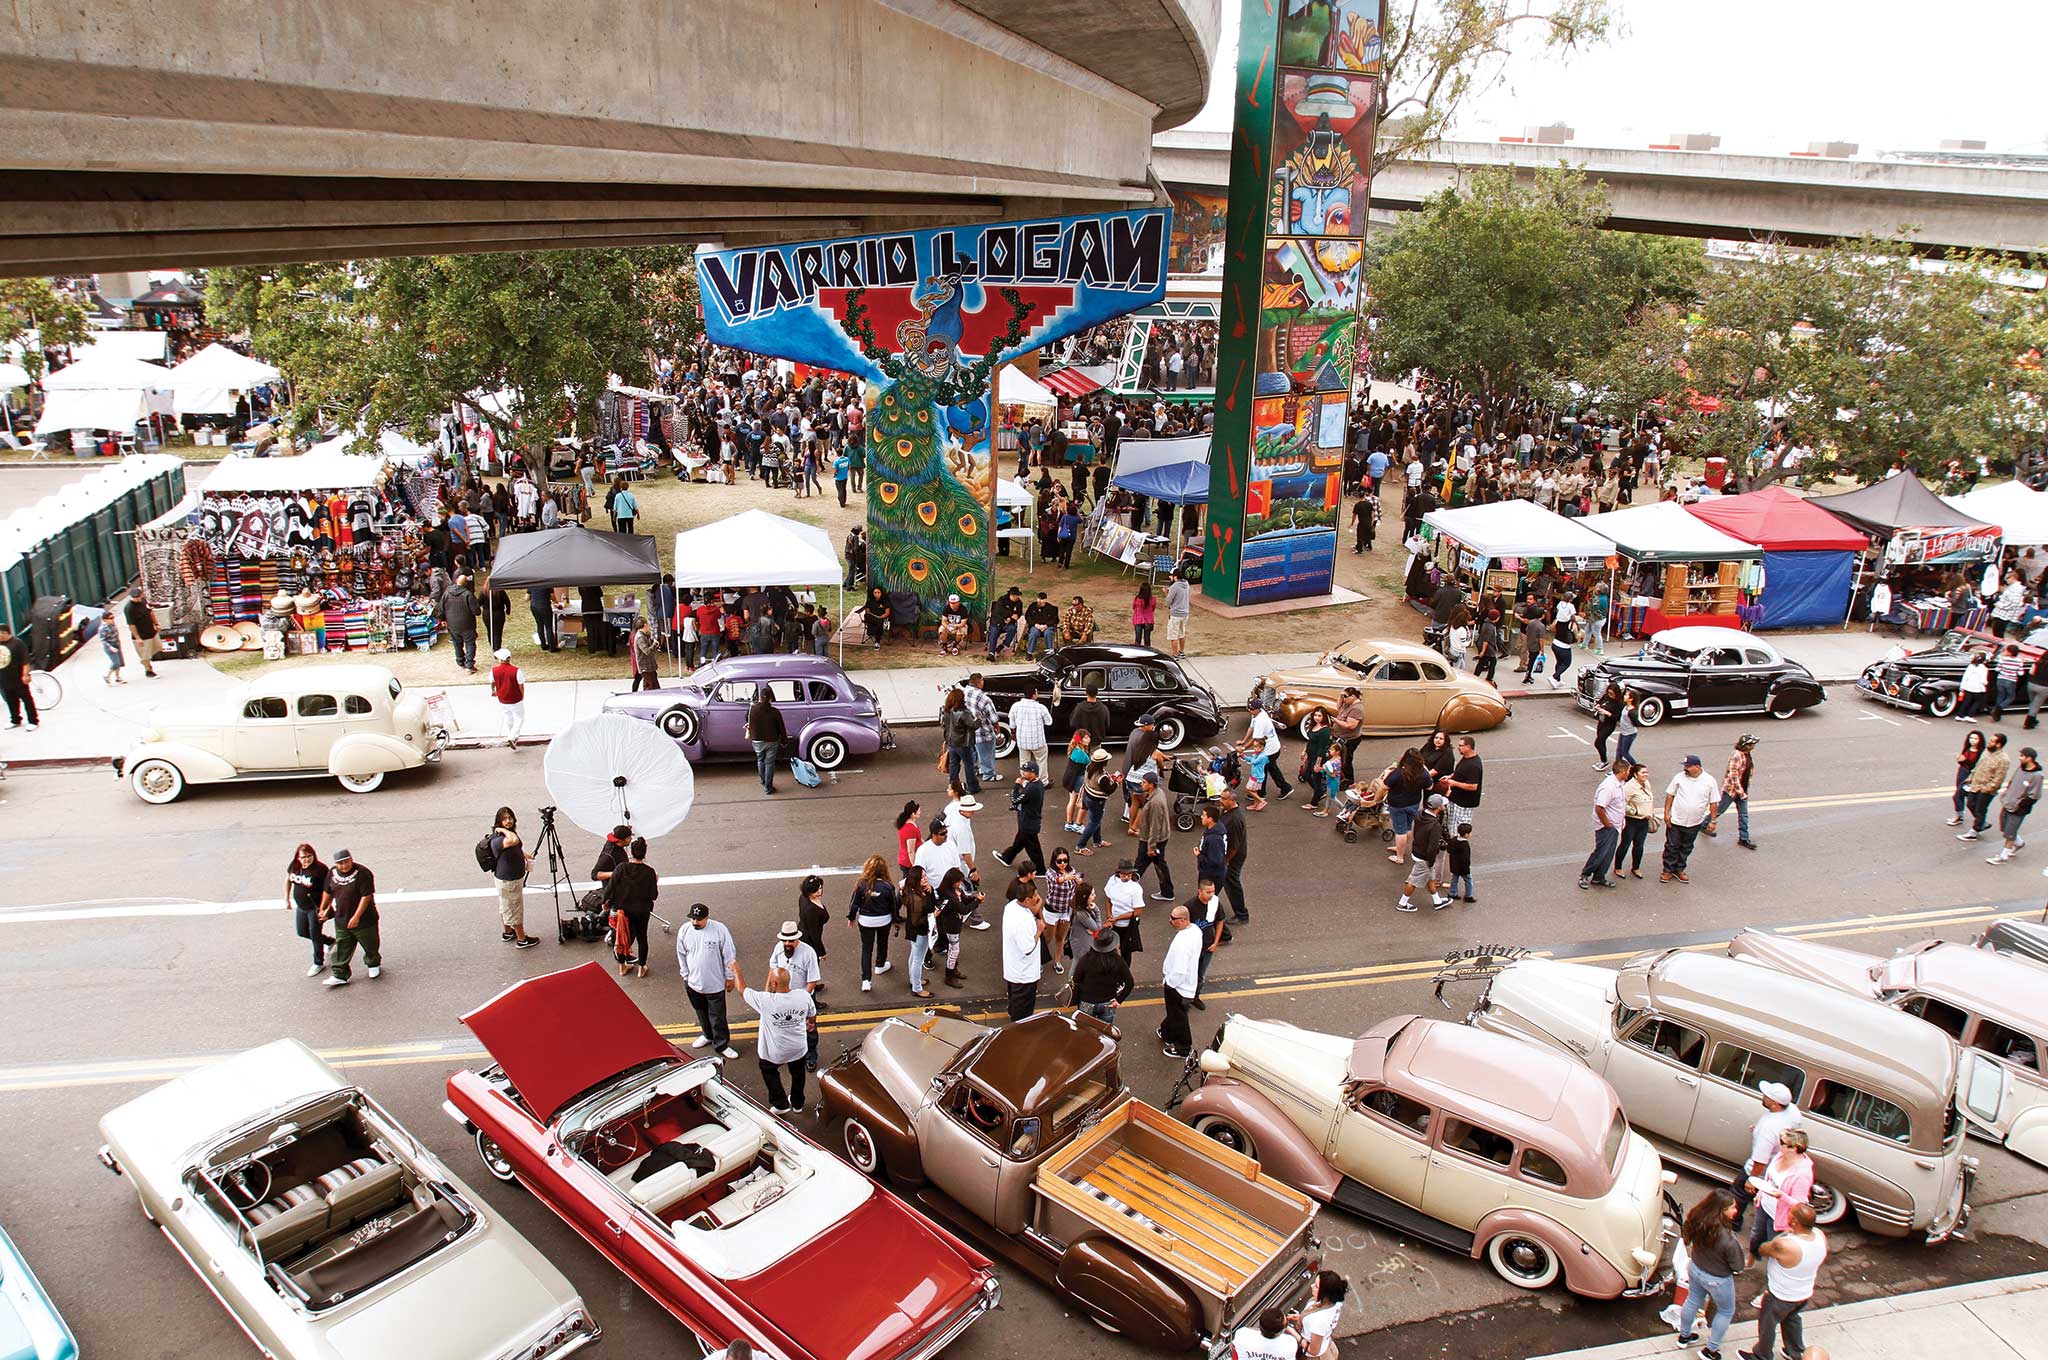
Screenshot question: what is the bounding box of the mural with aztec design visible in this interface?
[1207,0,1382,605]
[697,213,1170,621]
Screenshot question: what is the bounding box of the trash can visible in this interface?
[1704,456,1728,491]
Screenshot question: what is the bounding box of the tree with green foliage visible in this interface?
[1367,165,1705,400]
[207,246,700,483]
[1583,235,2048,489]
[0,278,92,383]
[1375,0,1613,175]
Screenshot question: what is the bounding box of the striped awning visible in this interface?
[1041,367,1104,398]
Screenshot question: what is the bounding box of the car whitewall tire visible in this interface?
[129,758,185,804]
[1485,1232,1561,1290]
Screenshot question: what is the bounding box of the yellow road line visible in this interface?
[8,904,2037,1095]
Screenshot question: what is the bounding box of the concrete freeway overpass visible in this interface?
[0,0,1217,276]
[1155,131,2048,254]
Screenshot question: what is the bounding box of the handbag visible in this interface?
[580,886,609,912]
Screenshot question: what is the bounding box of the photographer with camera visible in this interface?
[479,806,540,949]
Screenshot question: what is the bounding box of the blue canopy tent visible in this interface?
[1112,459,1211,504]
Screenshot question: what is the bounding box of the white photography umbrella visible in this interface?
[543,713,696,837]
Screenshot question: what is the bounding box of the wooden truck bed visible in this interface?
[1033,1097,1315,1302]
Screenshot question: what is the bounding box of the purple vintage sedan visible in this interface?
[601,654,893,771]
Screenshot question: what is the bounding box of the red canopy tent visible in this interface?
[1685,486,1868,628]
[1041,367,1105,399]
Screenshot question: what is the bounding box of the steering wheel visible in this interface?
[965,1090,1004,1131]
[592,1125,642,1170]
[228,1160,273,1209]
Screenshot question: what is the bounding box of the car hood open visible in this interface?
[460,963,674,1122]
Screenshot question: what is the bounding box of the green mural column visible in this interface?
[1206,0,1382,606]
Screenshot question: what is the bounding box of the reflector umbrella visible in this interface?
[542,714,695,837]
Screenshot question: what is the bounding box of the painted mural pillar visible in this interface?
[1205,0,1382,605]
[696,212,1171,624]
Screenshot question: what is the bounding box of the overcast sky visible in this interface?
[1182,1,2044,156]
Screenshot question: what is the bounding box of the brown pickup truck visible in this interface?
[819,1009,1320,1355]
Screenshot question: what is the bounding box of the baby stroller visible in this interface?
[1166,751,1230,832]
[1333,776,1394,844]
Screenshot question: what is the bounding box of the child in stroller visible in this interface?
[1332,775,1394,844]
[1165,750,1229,832]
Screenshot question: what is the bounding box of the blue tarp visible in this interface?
[1112,460,1210,505]
[1760,549,1853,628]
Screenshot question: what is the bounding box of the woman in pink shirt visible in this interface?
[1131,582,1157,647]
[1746,1124,1814,1252]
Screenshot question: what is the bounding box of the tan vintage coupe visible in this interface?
[1252,639,1510,738]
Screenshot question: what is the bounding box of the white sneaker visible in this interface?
[365,965,381,978]
[690,1036,710,1049]
[1947,815,1965,826]
[1989,853,2013,865]
[968,919,992,931]
[306,963,325,978]
[875,961,892,974]
[720,1047,739,1060]
[323,976,349,988]
[861,979,873,992]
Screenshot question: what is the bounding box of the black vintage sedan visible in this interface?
[962,644,1225,757]
[1574,626,1825,727]
[1857,634,2042,718]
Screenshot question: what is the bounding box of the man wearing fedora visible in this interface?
[767,919,823,1072]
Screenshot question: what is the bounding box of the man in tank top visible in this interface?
[1743,1201,1827,1360]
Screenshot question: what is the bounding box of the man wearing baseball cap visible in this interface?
[318,849,381,988]
[676,903,743,1060]
[994,759,1046,873]
[1738,1080,1803,1230]
[1397,794,1452,912]
[1660,754,1720,884]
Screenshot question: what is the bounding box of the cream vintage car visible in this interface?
[96,1039,597,1360]
[1729,929,2048,1168]
[115,663,446,803]
[1468,950,1976,1243]
[1171,1014,1676,1298]
[1251,638,1510,738]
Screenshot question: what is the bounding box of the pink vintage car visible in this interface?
[442,963,1000,1360]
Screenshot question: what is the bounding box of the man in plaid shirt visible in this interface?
[964,674,1000,784]
[1704,734,1758,849]
[1008,683,1054,775]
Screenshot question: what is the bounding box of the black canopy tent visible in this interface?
[485,527,661,589]
[1806,472,2000,625]
[486,527,662,659]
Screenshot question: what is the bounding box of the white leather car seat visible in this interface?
[610,1122,764,1213]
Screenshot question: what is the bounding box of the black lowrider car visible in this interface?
[1858,635,2043,719]
[1574,626,1824,727]
[963,644,1225,757]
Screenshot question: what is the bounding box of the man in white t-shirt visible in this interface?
[741,969,816,1114]
[1740,1080,1803,1223]
[942,795,990,928]
[1158,904,1203,1058]
[1104,860,1148,961]
[1229,1308,1299,1360]
[1001,881,1045,1022]
[1246,700,1292,800]
[1660,754,1720,883]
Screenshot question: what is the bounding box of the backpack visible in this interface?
[475,832,498,873]
[790,758,823,788]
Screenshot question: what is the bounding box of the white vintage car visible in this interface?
[97,1039,597,1360]
[115,664,446,803]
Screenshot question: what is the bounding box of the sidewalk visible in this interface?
[0,626,1905,769]
[1529,1269,2048,1359]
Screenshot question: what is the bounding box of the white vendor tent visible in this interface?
[1113,433,1209,480]
[168,343,282,416]
[0,362,28,389]
[673,509,846,662]
[75,331,169,363]
[1947,480,2048,547]
[997,477,1036,572]
[1423,499,1616,564]
[305,428,438,464]
[203,447,388,492]
[1579,500,1761,562]
[42,351,172,392]
[997,366,1060,408]
[33,387,153,437]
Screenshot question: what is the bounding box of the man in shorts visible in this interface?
[1397,794,1452,913]
[1165,573,1191,657]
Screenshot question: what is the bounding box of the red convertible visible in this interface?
[442,963,1001,1359]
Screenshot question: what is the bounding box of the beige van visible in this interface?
[1467,949,1975,1242]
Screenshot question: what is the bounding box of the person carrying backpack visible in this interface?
[477,807,539,948]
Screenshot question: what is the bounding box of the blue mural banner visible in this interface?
[696,211,1170,623]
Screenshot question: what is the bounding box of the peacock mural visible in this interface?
[844,275,1030,623]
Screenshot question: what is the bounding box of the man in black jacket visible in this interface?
[1398,794,1451,913]
[1070,684,1111,750]
[994,761,1046,872]
[746,688,786,795]
[1071,928,1134,1023]
[439,575,480,673]
[986,586,1024,659]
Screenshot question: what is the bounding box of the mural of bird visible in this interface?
[864,371,992,617]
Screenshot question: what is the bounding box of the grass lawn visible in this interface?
[202,467,1427,687]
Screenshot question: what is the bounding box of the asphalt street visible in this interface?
[5,691,2048,1359]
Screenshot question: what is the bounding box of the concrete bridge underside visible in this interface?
[0,0,1219,275]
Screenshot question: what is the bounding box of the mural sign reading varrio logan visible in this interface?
[697,211,1170,624]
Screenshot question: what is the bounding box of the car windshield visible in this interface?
[1603,1111,1627,1174]
[1329,651,1380,676]
[1643,641,1694,666]
[683,663,725,687]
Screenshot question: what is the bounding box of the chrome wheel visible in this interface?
[1191,1115,1253,1157]
[1486,1233,1560,1289]
[808,733,847,770]
[991,723,1017,759]
[475,1129,518,1184]
[843,1117,882,1175]
[1633,695,1667,727]
[1154,716,1187,751]
[336,770,385,794]
[1810,1181,1848,1226]
[660,707,699,742]
[1926,691,1959,718]
[129,758,184,805]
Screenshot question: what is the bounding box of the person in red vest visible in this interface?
[490,648,525,750]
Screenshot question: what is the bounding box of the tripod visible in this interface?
[533,805,577,930]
